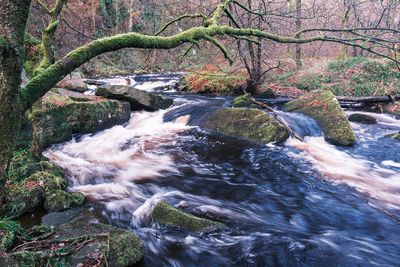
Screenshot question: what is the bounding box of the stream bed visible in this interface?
[44,74,400,267]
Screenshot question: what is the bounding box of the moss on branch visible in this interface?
[20,25,329,109]
[20,0,394,110]
[204,0,233,27]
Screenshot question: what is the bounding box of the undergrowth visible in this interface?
[270,57,400,96]
[180,65,245,95]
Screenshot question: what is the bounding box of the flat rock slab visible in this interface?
[95,85,173,111]
[31,89,131,152]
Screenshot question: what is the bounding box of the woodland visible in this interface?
[0,0,399,266]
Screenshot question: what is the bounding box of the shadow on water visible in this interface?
[44,76,400,266]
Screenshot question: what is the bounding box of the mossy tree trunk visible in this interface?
[32,0,66,76]
[0,0,32,206]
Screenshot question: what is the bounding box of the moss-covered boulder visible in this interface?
[30,88,131,153]
[0,251,45,267]
[0,210,144,267]
[0,219,24,254]
[203,108,289,144]
[0,231,15,254]
[95,85,173,111]
[232,94,260,108]
[4,187,44,218]
[348,113,377,124]
[283,90,356,146]
[3,149,79,218]
[385,132,400,140]
[44,190,85,212]
[153,202,225,232]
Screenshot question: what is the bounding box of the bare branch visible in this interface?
[204,35,234,65]
[156,13,207,36]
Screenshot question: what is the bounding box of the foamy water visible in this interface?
[43,91,400,266]
[287,136,400,210]
[44,107,191,215]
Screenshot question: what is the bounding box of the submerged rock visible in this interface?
[348,113,377,124]
[283,90,356,146]
[153,202,225,232]
[30,88,130,153]
[0,209,144,267]
[385,132,400,140]
[95,85,173,111]
[232,94,260,108]
[203,108,289,144]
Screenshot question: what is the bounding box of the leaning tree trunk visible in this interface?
[0,0,32,206]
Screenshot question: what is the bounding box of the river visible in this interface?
[44,74,400,267]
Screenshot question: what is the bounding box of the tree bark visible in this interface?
[295,0,302,70]
[0,0,32,207]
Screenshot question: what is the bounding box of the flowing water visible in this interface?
[44,74,400,267]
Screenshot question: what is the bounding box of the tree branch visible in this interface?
[204,35,233,65]
[156,13,207,36]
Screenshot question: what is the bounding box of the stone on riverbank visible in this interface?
[2,150,84,218]
[0,209,144,267]
[95,85,173,111]
[204,108,289,144]
[30,88,131,153]
[153,202,225,232]
[283,89,356,146]
[348,113,377,124]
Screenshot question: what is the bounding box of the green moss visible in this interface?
[385,132,400,140]
[296,73,331,91]
[3,251,44,267]
[27,171,67,191]
[4,146,71,217]
[232,94,260,108]
[44,190,85,212]
[284,89,356,146]
[205,108,289,144]
[107,231,144,266]
[270,57,399,97]
[30,90,130,152]
[0,218,24,252]
[327,57,368,72]
[153,202,224,232]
